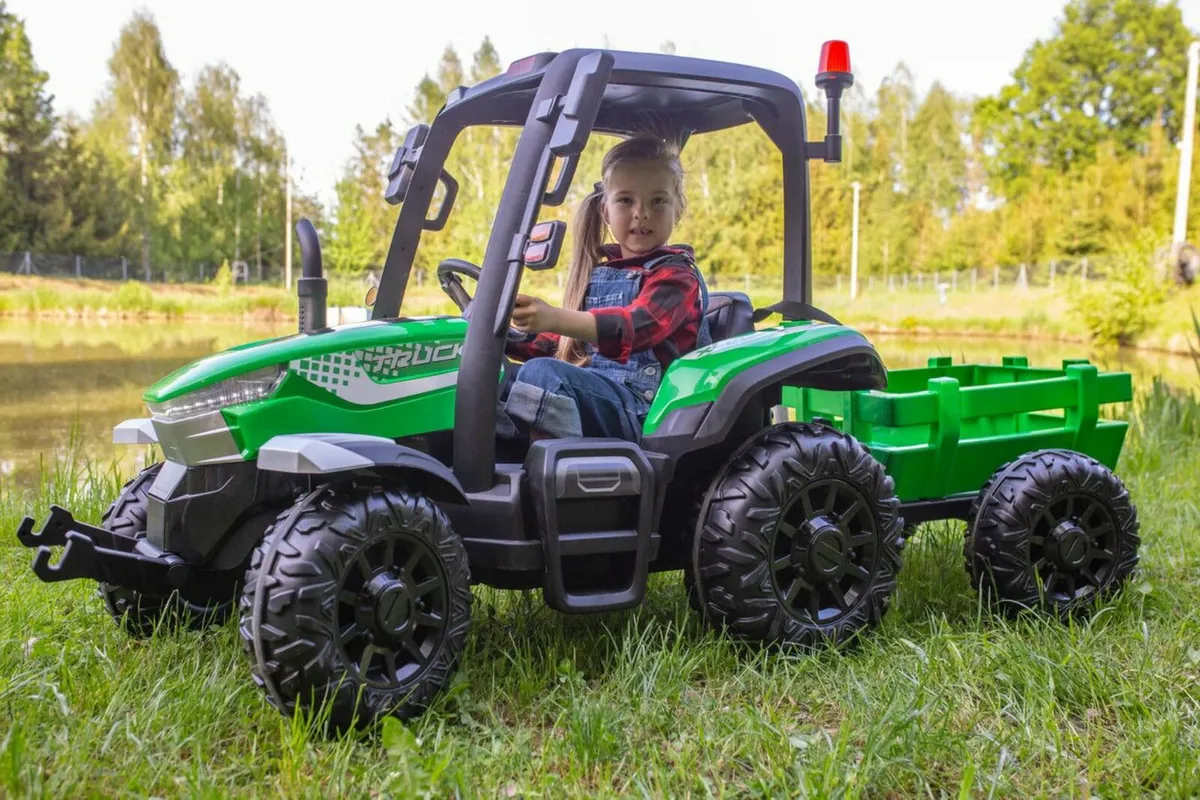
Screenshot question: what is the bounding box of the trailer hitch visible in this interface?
[17,505,190,594]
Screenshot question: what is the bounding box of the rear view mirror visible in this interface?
[523,221,566,270]
[384,124,430,205]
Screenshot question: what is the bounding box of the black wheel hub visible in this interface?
[796,517,849,579]
[770,479,878,625]
[365,573,414,641]
[1030,493,1119,601]
[332,533,450,689]
[1047,522,1090,571]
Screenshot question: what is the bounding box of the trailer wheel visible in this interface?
[965,449,1140,616]
[692,423,903,648]
[240,483,472,730]
[98,463,243,637]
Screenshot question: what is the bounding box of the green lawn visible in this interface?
[1,385,1198,797]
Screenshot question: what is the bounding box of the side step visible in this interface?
[526,440,658,613]
[17,505,190,593]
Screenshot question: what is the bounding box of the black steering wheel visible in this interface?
[436,258,481,314]
[437,258,534,344]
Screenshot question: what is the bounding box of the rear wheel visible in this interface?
[98,463,244,637]
[965,449,1140,616]
[240,483,472,730]
[692,423,903,647]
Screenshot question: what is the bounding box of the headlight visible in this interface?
[148,366,285,420]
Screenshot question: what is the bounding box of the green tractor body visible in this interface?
[143,318,469,463]
[16,43,1141,732]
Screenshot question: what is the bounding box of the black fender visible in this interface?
[256,433,468,504]
[642,331,887,460]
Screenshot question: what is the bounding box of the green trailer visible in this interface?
[785,353,1139,616]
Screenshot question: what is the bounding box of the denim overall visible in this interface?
[583,253,712,420]
[497,253,711,442]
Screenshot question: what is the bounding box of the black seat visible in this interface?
[704,291,755,342]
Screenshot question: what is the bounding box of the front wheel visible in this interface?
[239,483,472,730]
[692,423,903,648]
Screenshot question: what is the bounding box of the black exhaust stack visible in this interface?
[295,218,327,333]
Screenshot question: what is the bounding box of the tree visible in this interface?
[976,0,1192,194]
[176,63,243,267]
[240,92,285,280]
[470,36,502,83]
[37,115,133,255]
[0,3,55,250]
[408,46,465,123]
[327,120,400,273]
[106,10,179,270]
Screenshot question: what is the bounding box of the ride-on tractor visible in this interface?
[17,43,1141,730]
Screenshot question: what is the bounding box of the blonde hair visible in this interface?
[554,135,687,364]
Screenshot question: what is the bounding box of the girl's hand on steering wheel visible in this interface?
[511,294,559,334]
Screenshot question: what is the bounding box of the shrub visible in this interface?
[213,261,234,296]
[114,281,154,313]
[1069,231,1168,347]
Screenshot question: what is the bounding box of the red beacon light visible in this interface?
[810,40,855,165]
[816,40,853,89]
[818,40,851,76]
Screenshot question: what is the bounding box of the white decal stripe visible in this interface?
[333,368,459,405]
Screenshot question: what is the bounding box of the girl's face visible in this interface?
[601,162,679,259]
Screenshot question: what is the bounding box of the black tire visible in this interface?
[98,463,243,637]
[240,483,472,731]
[692,423,903,647]
[965,449,1140,616]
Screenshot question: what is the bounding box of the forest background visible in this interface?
[2,0,1199,342]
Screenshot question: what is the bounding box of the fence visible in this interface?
[701,258,1115,297]
[1,251,289,285]
[808,258,1114,297]
[3,249,1118,295]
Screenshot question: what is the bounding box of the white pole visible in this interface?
[284,139,293,291]
[850,181,861,300]
[1173,41,1200,249]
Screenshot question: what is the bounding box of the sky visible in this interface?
[12,0,1200,206]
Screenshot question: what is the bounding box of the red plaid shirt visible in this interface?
[507,244,704,367]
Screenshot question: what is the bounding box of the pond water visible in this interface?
[0,319,1194,491]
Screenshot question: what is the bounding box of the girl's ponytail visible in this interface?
[554,186,605,364]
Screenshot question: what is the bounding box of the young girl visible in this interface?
[497,135,711,442]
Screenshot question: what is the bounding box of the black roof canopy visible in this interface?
[439,48,807,137]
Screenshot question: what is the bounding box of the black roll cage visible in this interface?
[370,49,819,492]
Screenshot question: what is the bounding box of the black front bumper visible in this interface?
[18,505,191,594]
[17,460,303,593]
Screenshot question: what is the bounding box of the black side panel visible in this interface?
[643,332,887,460]
[448,464,545,589]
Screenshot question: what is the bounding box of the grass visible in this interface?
[4,274,1200,356]
[1,385,1198,796]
